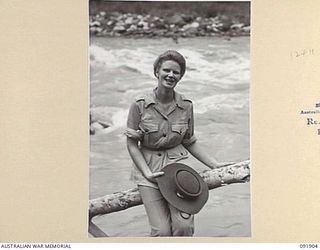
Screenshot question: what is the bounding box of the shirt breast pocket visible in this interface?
[171,123,188,136]
[141,122,159,134]
[140,122,159,146]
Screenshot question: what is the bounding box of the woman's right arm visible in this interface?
[127,138,163,182]
[126,102,163,183]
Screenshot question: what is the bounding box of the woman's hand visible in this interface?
[145,171,165,183]
[124,128,143,140]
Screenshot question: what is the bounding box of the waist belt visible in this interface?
[140,145,176,151]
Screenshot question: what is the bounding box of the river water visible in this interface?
[89,36,251,237]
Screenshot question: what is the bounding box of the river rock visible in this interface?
[182,21,200,33]
[205,25,212,31]
[181,14,194,23]
[127,24,137,31]
[210,16,220,23]
[167,14,185,26]
[110,11,121,17]
[90,27,103,34]
[113,25,126,33]
[137,21,144,28]
[90,109,113,127]
[231,23,244,30]
[217,15,232,31]
[242,26,250,33]
[125,16,134,25]
[94,14,104,22]
[90,122,104,134]
[212,27,220,33]
[191,22,200,28]
[153,19,166,29]
[184,22,199,29]
[90,21,101,27]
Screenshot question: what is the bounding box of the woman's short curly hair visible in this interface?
[153,50,186,78]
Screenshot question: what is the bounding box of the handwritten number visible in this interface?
[291,48,314,59]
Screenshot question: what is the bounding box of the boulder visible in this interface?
[125,16,134,25]
[205,24,213,31]
[217,15,232,31]
[90,122,104,134]
[212,27,220,33]
[90,21,101,27]
[242,26,250,33]
[191,22,200,28]
[99,18,110,26]
[89,27,103,34]
[187,22,199,29]
[110,11,121,17]
[107,20,116,27]
[200,21,210,30]
[181,14,194,23]
[153,20,166,29]
[167,14,185,26]
[137,21,145,28]
[127,24,137,32]
[231,23,244,30]
[113,25,126,33]
[182,22,199,31]
[94,14,104,22]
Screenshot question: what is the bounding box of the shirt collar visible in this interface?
[144,88,185,109]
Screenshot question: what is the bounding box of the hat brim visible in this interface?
[157,163,209,214]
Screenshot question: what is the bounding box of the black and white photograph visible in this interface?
[88,1,251,237]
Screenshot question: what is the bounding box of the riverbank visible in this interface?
[89,1,250,38]
[90,12,250,38]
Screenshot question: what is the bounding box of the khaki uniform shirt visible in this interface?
[127,89,197,188]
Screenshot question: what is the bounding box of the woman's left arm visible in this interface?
[185,141,233,169]
[183,102,234,169]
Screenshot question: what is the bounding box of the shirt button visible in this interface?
[158,153,162,157]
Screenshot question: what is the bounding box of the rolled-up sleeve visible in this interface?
[127,102,141,130]
[182,103,197,147]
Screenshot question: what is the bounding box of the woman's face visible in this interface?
[156,60,182,90]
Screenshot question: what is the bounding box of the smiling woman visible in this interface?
[157,60,181,89]
[124,50,233,237]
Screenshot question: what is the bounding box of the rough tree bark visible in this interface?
[88,160,250,237]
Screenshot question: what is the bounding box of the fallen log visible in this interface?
[88,221,109,237]
[88,160,250,237]
[88,160,250,220]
